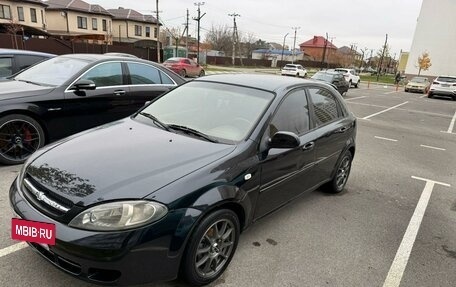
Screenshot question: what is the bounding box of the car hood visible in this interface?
[25,118,236,207]
[0,79,54,100]
[407,82,427,87]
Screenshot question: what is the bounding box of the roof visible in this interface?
[46,0,111,16]
[253,49,302,56]
[17,0,48,6]
[194,74,317,92]
[107,8,158,24]
[299,36,338,49]
[0,48,55,57]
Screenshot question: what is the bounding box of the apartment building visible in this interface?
[0,0,48,35]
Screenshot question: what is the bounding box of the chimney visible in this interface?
[313,36,318,44]
[118,7,124,9]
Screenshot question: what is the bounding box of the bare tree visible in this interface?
[6,19,22,49]
[205,25,233,56]
[417,51,432,76]
[241,32,258,59]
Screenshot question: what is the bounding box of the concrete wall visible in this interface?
[0,0,46,29]
[405,0,456,77]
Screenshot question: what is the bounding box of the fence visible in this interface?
[206,55,341,69]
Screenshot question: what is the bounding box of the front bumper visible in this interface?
[406,86,426,92]
[9,179,198,286]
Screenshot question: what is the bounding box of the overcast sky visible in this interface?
[89,0,423,57]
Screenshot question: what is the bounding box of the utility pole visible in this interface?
[229,13,240,66]
[155,0,160,62]
[185,9,189,57]
[327,36,335,68]
[193,2,205,64]
[281,33,289,62]
[321,32,328,68]
[377,33,388,81]
[291,27,300,64]
[359,47,368,72]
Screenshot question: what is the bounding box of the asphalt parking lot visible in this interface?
[0,83,455,287]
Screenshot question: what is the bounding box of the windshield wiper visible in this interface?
[168,124,219,143]
[138,112,170,131]
[15,79,44,86]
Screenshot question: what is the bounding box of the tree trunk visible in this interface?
[418,67,421,76]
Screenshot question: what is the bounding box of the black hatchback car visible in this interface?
[0,54,185,164]
[10,74,356,286]
[311,71,350,95]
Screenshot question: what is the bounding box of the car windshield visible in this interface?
[14,56,90,87]
[437,76,456,83]
[410,77,427,83]
[311,73,334,82]
[137,81,275,143]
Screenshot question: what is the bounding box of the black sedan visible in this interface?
[311,71,349,95]
[10,74,356,286]
[0,54,185,164]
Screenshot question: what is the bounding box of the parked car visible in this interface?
[404,76,431,93]
[311,71,349,95]
[0,48,55,78]
[335,68,360,87]
[0,54,185,165]
[281,64,307,78]
[10,74,356,286]
[428,75,456,100]
[163,57,205,77]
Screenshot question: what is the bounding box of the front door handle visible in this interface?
[302,142,315,151]
[336,126,349,133]
[114,90,126,96]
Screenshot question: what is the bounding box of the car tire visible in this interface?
[349,80,352,88]
[405,88,408,92]
[180,69,187,77]
[182,209,240,286]
[0,114,45,165]
[355,80,360,88]
[323,150,353,194]
[199,70,205,77]
[428,92,433,98]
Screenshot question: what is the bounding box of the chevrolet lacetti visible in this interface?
[10,74,356,286]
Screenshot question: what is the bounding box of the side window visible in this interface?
[81,62,123,87]
[269,89,310,137]
[159,71,175,85]
[0,57,13,77]
[308,87,341,126]
[15,55,47,71]
[127,62,161,84]
[183,59,191,65]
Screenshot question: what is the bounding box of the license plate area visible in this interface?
[11,218,56,245]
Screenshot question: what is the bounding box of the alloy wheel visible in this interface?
[0,119,42,162]
[335,156,351,190]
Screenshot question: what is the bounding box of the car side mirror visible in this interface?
[268,131,300,149]
[70,79,96,91]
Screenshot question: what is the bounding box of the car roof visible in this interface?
[0,48,55,57]
[193,74,319,92]
[315,71,339,75]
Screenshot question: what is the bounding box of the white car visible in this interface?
[428,75,456,101]
[335,68,360,88]
[281,64,307,78]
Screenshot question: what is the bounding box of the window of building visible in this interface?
[17,7,24,21]
[154,27,157,38]
[308,87,341,126]
[30,8,37,23]
[77,16,87,29]
[102,19,107,31]
[92,18,98,30]
[269,89,310,137]
[145,26,150,37]
[0,5,12,19]
[135,25,142,36]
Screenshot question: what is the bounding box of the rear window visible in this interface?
[436,76,456,83]
[411,77,427,83]
[284,64,297,69]
[335,69,348,73]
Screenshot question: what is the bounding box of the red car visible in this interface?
[163,57,205,77]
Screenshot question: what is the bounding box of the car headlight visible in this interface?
[69,200,168,231]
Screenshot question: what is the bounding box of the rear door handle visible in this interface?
[302,142,315,151]
[336,126,349,133]
[114,90,126,96]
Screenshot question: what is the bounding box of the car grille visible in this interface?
[22,175,75,222]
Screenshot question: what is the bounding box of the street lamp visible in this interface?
[281,32,289,63]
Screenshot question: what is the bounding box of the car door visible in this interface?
[306,86,354,184]
[255,88,319,219]
[126,61,178,110]
[188,59,200,76]
[62,61,131,137]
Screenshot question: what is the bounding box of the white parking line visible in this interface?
[384,91,397,95]
[375,136,398,142]
[362,102,409,120]
[441,110,456,134]
[345,96,366,101]
[383,176,451,287]
[0,242,27,258]
[420,145,446,151]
